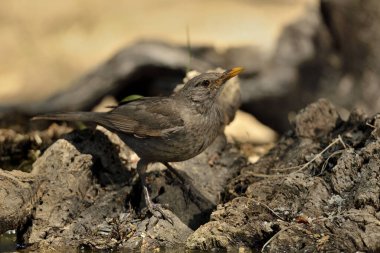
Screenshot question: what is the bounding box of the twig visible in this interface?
[186,25,192,72]
[254,136,348,178]
[261,225,295,252]
[248,172,284,178]
[272,165,301,172]
[251,199,285,221]
[318,150,344,175]
[291,138,340,174]
[337,134,348,149]
[273,136,346,173]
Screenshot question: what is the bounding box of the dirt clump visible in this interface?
[187,99,380,252]
[1,98,379,252]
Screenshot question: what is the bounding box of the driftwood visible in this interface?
[0,41,262,115]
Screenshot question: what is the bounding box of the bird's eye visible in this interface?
[201,80,210,87]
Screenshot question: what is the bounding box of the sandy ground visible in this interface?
[0,0,314,104]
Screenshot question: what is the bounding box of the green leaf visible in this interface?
[120,94,143,104]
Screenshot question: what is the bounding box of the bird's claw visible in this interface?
[143,185,174,225]
[150,203,174,225]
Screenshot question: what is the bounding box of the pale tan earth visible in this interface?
[225,110,278,144]
[0,0,315,104]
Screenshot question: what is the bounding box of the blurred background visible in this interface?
[0,0,313,104]
[2,0,380,134]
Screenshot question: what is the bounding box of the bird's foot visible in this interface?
[150,203,173,224]
[143,185,173,224]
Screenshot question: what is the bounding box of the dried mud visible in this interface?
[188,99,380,252]
[1,99,379,252]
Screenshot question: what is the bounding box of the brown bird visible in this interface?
[33,67,243,222]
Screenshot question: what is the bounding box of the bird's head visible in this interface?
[179,67,243,108]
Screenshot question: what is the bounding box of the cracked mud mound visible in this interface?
[1,98,379,252]
[187,99,380,252]
[0,128,246,251]
[0,68,248,251]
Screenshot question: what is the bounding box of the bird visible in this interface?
[32,67,243,222]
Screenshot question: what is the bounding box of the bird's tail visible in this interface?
[32,112,100,122]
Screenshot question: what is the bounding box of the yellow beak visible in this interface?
[222,67,244,82]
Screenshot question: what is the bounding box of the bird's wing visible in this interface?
[98,97,185,138]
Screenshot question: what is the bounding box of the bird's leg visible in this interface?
[136,160,173,224]
[162,162,194,204]
[162,162,187,184]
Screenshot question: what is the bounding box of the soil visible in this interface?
[188,99,380,252]
[1,99,379,252]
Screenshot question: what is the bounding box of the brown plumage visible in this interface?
[33,67,243,222]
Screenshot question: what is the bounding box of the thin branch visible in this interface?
[337,134,348,149]
[251,199,285,221]
[272,165,301,172]
[318,150,344,175]
[254,136,348,178]
[291,138,340,174]
[248,172,284,178]
[261,225,295,252]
